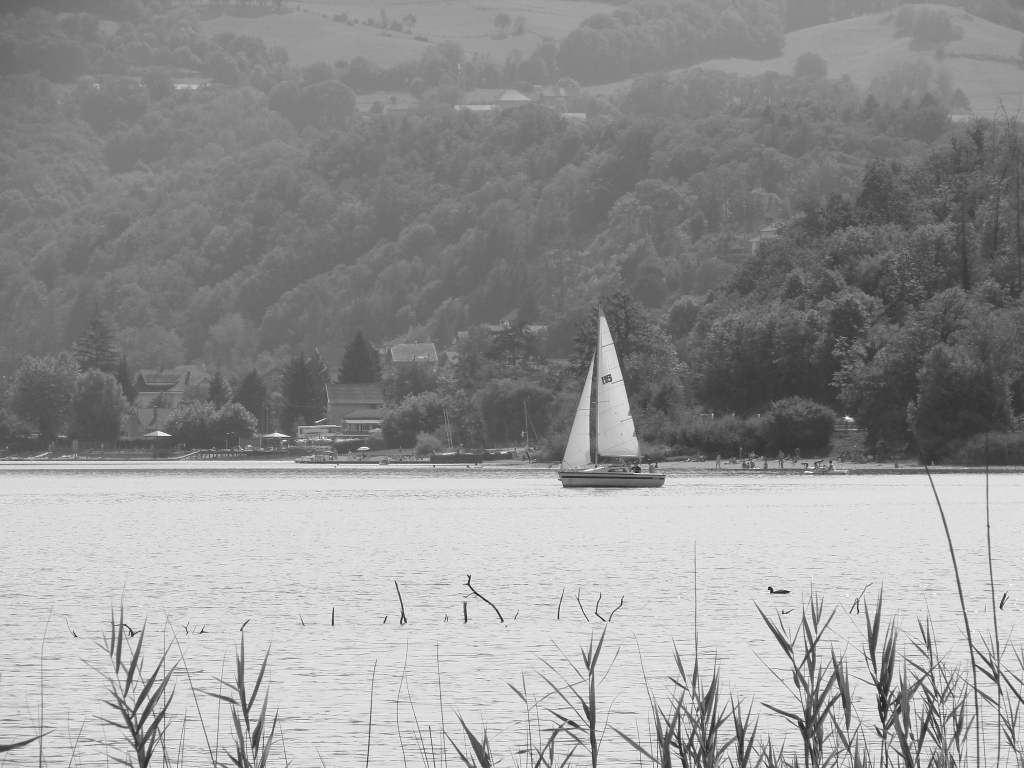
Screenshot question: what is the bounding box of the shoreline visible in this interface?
[1,452,1020,475]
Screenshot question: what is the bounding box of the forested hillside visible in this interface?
[3,0,1024,461]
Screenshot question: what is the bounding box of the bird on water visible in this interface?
[768,586,790,595]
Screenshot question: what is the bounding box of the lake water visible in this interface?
[0,461,1021,766]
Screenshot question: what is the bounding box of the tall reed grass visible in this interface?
[7,590,1022,768]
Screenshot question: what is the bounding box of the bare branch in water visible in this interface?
[608,597,625,622]
[465,574,503,622]
[576,587,589,622]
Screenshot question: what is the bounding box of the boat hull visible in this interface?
[558,470,666,488]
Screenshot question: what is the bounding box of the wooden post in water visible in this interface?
[394,580,408,625]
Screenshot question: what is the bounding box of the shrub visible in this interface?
[760,396,835,456]
[793,51,828,79]
[670,411,762,457]
[414,431,444,456]
[948,431,1024,465]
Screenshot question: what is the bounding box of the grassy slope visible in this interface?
[201,0,609,69]
[699,5,1024,116]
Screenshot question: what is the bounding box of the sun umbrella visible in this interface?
[262,432,290,438]
[357,446,371,452]
[144,430,171,438]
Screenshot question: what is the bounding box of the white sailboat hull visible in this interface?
[558,468,666,488]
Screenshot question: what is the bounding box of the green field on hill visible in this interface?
[700,5,1024,117]
[200,0,609,69]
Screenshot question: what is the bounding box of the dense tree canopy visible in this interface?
[4,1,1024,461]
[70,368,126,442]
[10,353,78,439]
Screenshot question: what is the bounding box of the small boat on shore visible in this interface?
[557,310,665,489]
[295,451,338,464]
[803,460,849,475]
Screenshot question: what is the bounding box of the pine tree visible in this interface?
[282,352,312,430]
[338,331,381,383]
[115,354,136,404]
[233,370,268,429]
[72,314,119,373]
[207,371,232,409]
[282,352,328,429]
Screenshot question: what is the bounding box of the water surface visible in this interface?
[0,462,1019,765]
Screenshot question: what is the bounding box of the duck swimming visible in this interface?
[768,586,790,595]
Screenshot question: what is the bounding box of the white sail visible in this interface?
[594,311,639,458]
[561,355,594,469]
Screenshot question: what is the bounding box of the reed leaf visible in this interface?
[100,615,177,768]
[0,732,50,754]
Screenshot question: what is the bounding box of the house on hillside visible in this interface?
[172,77,212,91]
[454,103,497,114]
[388,342,439,368]
[496,89,532,109]
[123,365,210,438]
[326,383,386,436]
[455,87,588,121]
[750,224,779,255]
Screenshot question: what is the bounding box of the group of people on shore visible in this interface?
[715,450,836,471]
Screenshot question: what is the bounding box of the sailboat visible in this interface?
[557,310,666,488]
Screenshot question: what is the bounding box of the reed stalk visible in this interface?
[206,634,279,768]
[758,594,845,768]
[366,659,377,768]
[984,454,1005,768]
[99,605,177,768]
[924,465,982,768]
[533,628,614,768]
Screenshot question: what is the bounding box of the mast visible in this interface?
[443,407,454,450]
[593,308,600,465]
[523,400,528,453]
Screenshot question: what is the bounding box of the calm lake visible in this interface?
[0,461,1021,766]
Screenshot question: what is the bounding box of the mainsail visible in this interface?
[594,311,639,458]
[561,355,594,469]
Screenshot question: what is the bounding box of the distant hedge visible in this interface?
[948,432,1024,466]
